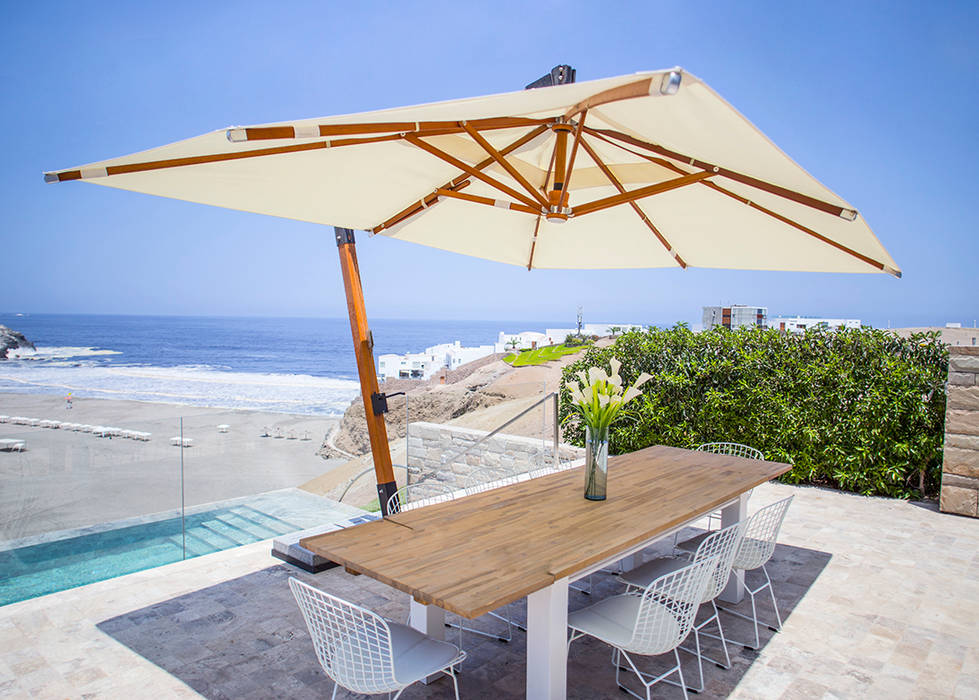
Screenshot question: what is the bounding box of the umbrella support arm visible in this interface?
[335,227,397,514]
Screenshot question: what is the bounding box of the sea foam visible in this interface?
[0,361,360,415]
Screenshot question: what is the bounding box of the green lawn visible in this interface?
[503,343,587,367]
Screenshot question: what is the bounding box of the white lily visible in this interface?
[567,357,654,434]
[588,366,608,385]
[622,386,641,403]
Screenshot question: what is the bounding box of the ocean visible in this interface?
[0,314,561,415]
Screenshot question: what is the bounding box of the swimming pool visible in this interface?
[0,504,302,606]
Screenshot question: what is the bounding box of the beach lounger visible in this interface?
[217,424,230,433]
[169,436,193,447]
[0,439,26,452]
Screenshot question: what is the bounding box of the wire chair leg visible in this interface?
[683,606,734,671]
[717,581,771,649]
[675,647,690,700]
[763,565,783,632]
[450,664,461,700]
[692,625,704,692]
[331,683,339,700]
[614,646,689,700]
[714,601,732,669]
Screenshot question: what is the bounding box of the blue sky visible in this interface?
[1,1,976,328]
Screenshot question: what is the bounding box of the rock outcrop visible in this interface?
[0,326,35,359]
[317,359,513,459]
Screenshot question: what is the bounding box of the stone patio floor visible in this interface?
[1,481,977,699]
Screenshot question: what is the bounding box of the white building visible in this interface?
[702,305,768,331]
[495,331,549,352]
[771,316,861,333]
[378,341,496,382]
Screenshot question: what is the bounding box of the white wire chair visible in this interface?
[677,495,794,650]
[697,442,764,461]
[289,577,465,699]
[620,522,744,693]
[385,481,456,515]
[694,442,765,531]
[568,555,720,700]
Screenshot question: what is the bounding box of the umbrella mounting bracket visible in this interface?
[371,391,404,416]
[335,227,356,246]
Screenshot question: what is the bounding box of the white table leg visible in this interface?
[526,577,569,700]
[719,492,748,603]
[618,553,639,572]
[410,598,446,684]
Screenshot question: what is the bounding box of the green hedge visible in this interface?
[559,325,948,499]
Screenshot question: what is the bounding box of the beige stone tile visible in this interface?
[779,677,828,699]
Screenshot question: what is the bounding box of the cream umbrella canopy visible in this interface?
[45,67,900,509]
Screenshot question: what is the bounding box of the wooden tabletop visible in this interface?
[301,445,791,618]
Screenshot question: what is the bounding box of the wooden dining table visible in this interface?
[301,444,792,699]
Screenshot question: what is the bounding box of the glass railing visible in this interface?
[0,401,363,606]
[0,408,183,605]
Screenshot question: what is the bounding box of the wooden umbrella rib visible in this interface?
[404,133,541,210]
[50,139,332,181]
[526,214,543,271]
[372,180,472,234]
[372,125,549,234]
[562,78,654,120]
[583,126,853,219]
[237,116,550,141]
[435,188,540,215]
[49,131,430,182]
[699,180,885,271]
[460,122,549,208]
[584,129,888,273]
[527,146,558,271]
[572,171,714,217]
[47,123,545,183]
[578,137,686,268]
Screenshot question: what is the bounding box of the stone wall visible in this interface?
[406,421,585,485]
[941,347,979,517]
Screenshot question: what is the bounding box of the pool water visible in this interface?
[0,505,302,606]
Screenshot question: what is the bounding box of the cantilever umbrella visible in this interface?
[45,67,900,510]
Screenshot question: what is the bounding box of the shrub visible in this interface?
[559,325,948,499]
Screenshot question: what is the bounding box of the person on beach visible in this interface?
[65,393,73,410]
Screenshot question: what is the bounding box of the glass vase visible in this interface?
[584,425,609,501]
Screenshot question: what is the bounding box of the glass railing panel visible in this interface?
[405,381,570,493]
[177,410,366,541]
[0,407,181,606]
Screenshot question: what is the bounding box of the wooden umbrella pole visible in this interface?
[335,227,397,514]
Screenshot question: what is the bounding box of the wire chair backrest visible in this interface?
[464,466,521,495]
[696,442,765,461]
[691,521,744,602]
[626,555,719,655]
[735,495,794,571]
[386,481,455,515]
[289,577,401,694]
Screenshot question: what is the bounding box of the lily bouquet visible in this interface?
[567,358,651,500]
[567,357,652,434]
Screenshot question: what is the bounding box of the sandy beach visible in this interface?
[0,393,343,541]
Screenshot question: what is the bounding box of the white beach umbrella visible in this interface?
[45,67,901,510]
[46,68,898,276]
